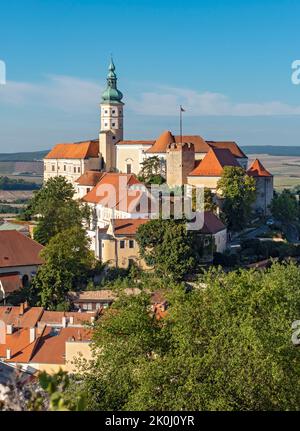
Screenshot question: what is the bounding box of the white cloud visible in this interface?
[1,76,300,117]
[127,85,300,116]
[0,75,102,113]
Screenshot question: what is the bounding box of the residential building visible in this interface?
[0,303,100,374]
[0,231,44,302]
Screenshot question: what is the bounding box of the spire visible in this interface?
[101,57,123,103]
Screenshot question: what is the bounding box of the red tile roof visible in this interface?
[40,310,98,326]
[207,141,247,159]
[199,211,226,234]
[0,327,43,363]
[0,305,44,328]
[0,231,43,268]
[112,218,149,235]
[247,159,272,177]
[146,130,176,154]
[117,140,155,146]
[75,170,104,186]
[188,148,240,177]
[175,135,210,153]
[30,327,92,365]
[45,140,99,160]
[82,173,151,213]
[0,274,22,295]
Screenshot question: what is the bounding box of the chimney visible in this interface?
[6,324,13,335]
[19,303,25,316]
[29,327,36,343]
[69,316,74,325]
[6,348,11,360]
[62,316,67,328]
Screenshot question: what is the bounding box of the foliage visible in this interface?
[74,263,300,411]
[31,226,96,309]
[136,218,198,281]
[0,176,41,190]
[138,156,165,185]
[270,189,299,225]
[21,176,90,245]
[192,187,217,213]
[217,166,256,232]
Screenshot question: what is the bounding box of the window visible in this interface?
[74,167,76,173]
[105,123,108,127]
[112,110,115,114]
[120,240,125,249]
[112,136,116,140]
[126,164,132,174]
[87,187,91,193]
[64,165,66,171]
[52,165,55,172]
[129,240,134,249]
[105,110,108,114]
[112,123,115,127]
[78,167,81,173]
[82,303,88,310]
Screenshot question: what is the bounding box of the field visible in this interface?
[249,154,300,191]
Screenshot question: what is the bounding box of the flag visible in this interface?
[180,106,185,112]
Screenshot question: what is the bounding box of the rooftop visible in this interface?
[188,148,240,177]
[44,140,99,160]
[0,230,43,269]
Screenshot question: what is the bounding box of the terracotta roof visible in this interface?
[40,310,98,326]
[75,170,104,186]
[247,159,272,177]
[188,148,239,177]
[117,140,155,146]
[112,218,149,235]
[146,131,176,153]
[199,211,226,234]
[30,327,92,365]
[0,327,43,363]
[175,135,210,153]
[69,290,117,302]
[0,305,44,328]
[82,173,151,213]
[207,141,247,159]
[0,231,43,268]
[0,274,22,295]
[45,140,99,160]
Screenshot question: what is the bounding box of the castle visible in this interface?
[44,60,274,265]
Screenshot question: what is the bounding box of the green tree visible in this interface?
[192,187,217,213]
[217,166,256,231]
[270,189,299,225]
[31,226,96,309]
[136,218,197,281]
[138,156,165,185]
[75,262,300,411]
[22,176,90,245]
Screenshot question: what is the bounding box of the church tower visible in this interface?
[99,58,124,171]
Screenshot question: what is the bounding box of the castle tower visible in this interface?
[247,159,274,216]
[99,58,124,171]
[166,142,195,187]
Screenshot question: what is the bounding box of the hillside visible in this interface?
[242,146,300,156]
[0,150,49,162]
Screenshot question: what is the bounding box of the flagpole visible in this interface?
[180,105,182,143]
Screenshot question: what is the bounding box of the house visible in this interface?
[0,231,44,302]
[98,218,150,269]
[68,287,141,311]
[0,303,100,375]
[82,173,155,258]
[197,211,228,262]
[247,159,274,216]
[44,140,101,187]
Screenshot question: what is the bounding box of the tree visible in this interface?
[74,262,300,411]
[31,226,96,309]
[136,218,197,281]
[270,189,299,225]
[217,166,256,231]
[192,187,217,213]
[22,176,90,245]
[138,156,165,185]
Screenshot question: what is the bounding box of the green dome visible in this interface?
[102,86,123,102]
[101,58,123,103]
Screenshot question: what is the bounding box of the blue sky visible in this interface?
[1,0,300,152]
